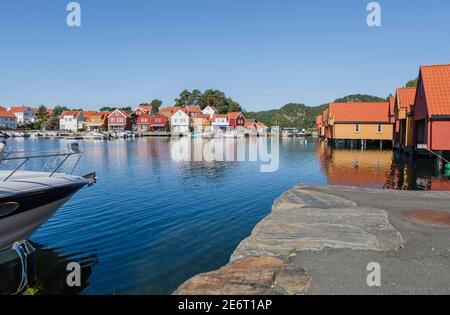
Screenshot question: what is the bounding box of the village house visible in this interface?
[0,111,18,129]
[394,87,417,150]
[316,114,324,137]
[170,109,190,133]
[227,112,246,130]
[185,106,202,116]
[413,64,450,153]
[191,113,211,132]
[59,111,85,132]
[150,113,169,131]
[245,121,268,134]
[84,111,109,132]
[202,106,218,118]
[108,109,131,131]
[136,113,153,132]
[211,114,229,131]
[328,102,393,148]
[159,106,181,118]
[130,106,152,130]
[136,113,169,132]
[7,106,34,125]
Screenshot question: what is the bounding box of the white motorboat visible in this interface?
[0,143,95,250]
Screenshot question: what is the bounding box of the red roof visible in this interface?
[396,87,416,113]
[192,113,210,119]
[228,112,245,120]
[9,106,31,113]
[61,110,83,119]
[108,109,130,118]
[185,106,202,115]
[420,64,450,116]
[330,102,390,123]
[213,114,228,119]
[0,110,17,118]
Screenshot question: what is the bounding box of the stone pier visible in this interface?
[174,185,450,295]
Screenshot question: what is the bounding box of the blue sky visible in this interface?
[1,0,449,111]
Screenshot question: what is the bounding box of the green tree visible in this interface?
[175,90,192,107]
[100,106,116,112]
[405,78,419,88]
[150,99,163,113]
[53,105,69,117]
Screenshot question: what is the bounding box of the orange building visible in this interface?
[84,111,109,131]
[328,102,393,146]
[394,87,416,149]
[413,64,450,152]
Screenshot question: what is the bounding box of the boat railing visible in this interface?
[0,143,84,182]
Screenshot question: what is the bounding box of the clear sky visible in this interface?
[1,0,449,111]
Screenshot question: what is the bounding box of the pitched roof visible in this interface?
[204,106,218,113]
[228,112,244,120]
[213,114,228,119]
[185,106,202,114]
[9,106,31,113]
[420,64,450,116]
[192,113,210,119]
[396,87,416,113]
[329,102,390,123]
[61,110,83,118]
[151,113,168,126]
[108,109,130,118]
[0,110,17,118]
[83,111,103,117]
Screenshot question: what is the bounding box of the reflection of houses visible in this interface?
[170,109,190,133]
[395,87,416,150]
[329,102,393,147]
[316,142,393,187]
[108,109,131,131]
[0,111,18,129]
[191,113,210,132]
[413,64,450,153]
[59,111,85,132]
[84,111,109,131]
[212,114,229,131]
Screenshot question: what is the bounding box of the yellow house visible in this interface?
[328,102,394,143]
[394,87,416,148]
[191,113,211,132]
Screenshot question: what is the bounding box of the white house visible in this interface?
[59,111,85,132]
[202,106,218,118]
[0,111,18,129]
[211,114,229,131]
[7,106,34,125]
[170,109,190,133]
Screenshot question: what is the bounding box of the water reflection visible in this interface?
[316,141,450,190]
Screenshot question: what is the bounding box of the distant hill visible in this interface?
[244,94,387,129]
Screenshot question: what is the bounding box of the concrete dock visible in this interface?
[174,185,450,295]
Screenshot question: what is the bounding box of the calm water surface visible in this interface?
[3,138,449,294]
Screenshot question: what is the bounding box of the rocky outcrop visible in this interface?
[175,185,450,295]
[173,256,311,295]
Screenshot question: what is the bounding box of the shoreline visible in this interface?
[174,185,450,295]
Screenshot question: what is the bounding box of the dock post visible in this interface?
[380,141,383,150]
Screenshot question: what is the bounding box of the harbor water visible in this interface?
[2,137,449,294]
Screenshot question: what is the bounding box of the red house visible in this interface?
[108,109,131,131]
[150,113,169,131]
[413,64,450,152]
[227,112,246,129]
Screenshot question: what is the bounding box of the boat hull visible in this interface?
[0,184,85,250]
